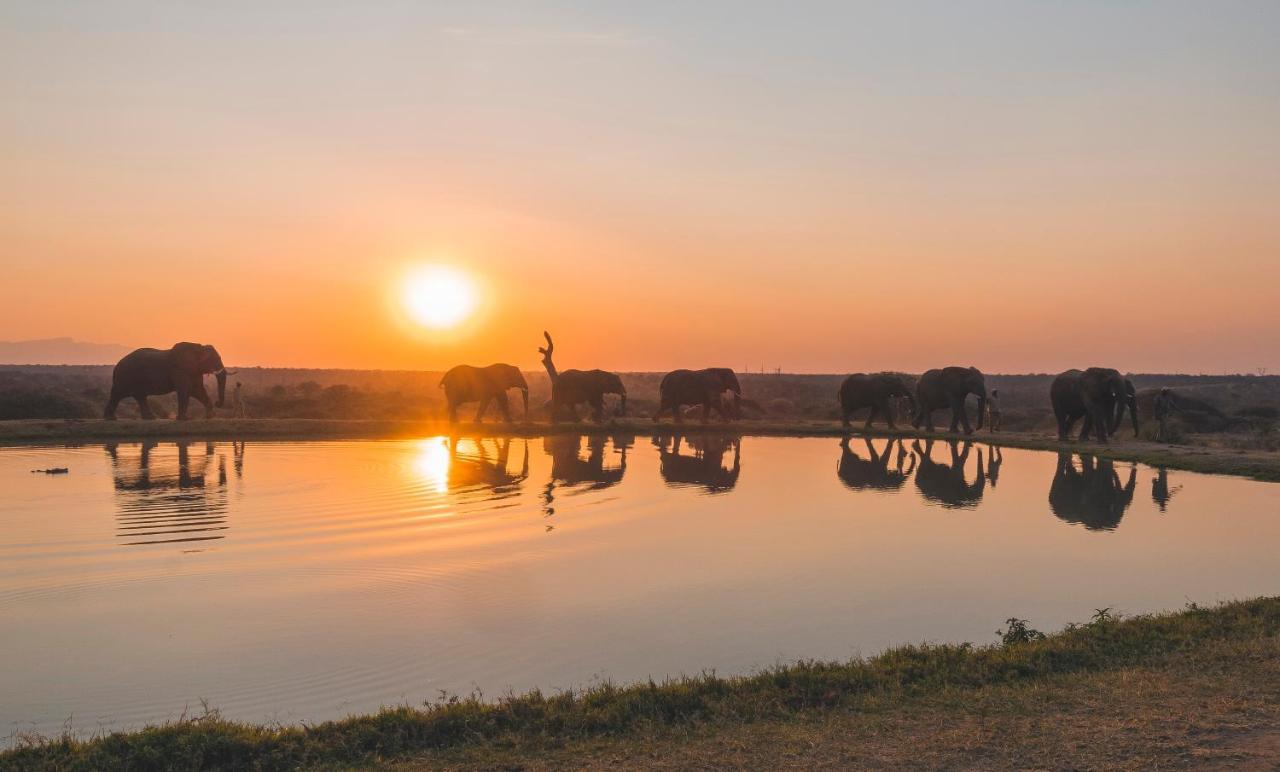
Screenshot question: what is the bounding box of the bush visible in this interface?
[0,387,97,420]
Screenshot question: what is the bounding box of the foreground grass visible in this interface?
[6,598,1280,770]
[3,417,1280,482]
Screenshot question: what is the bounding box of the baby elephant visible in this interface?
[838,373,915,430]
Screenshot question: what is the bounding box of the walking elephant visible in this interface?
[440,364,529,423]
[839,373,915,430]
[653,367,741,423]
[538,332,626,422]
[912,366,987,434]
[104,342,230,420]
[1050,368,1135,443]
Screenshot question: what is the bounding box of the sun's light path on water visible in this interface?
[412,437,451,495]
[402,265,478,329]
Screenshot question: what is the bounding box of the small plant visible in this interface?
[997,617,1046,646]
[1090,607,1116,626]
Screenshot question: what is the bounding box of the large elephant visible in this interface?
[653,368,742,423]
[913,439,986,508]
[839,373,915,430]
[1050,368,1135,443]
[912,366,987,434]
[1048,452,1137,530]
[837,437,916,491]
[538,332,626,422]
[104,342,230,420]
[440,364,529,423]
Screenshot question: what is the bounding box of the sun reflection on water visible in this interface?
[412,437,451,494]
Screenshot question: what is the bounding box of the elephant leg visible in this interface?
[700,402,710,424]
[475,397,491,422]
[590,397,604,422]
[193,383,214,419]
[104,388,124,420]
[448,401,459,423]
[841,408,852,429]
[864,405,877,431]
[135,394,155,420]
[496,393,512,423]
[176,388,192,421]
[566,403,580,422]
[952,397,973,435]
[880,399,896,430]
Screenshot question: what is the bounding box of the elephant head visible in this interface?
[704,367,742,415]
[966,367,987,431]
[493,364,530,416]
[173,342,230,408]
[1112,378,1139,437]
[602,371,627,416]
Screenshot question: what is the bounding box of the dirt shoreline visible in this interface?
[2,417,1278,482]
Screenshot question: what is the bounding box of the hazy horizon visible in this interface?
[4,1,1278,373]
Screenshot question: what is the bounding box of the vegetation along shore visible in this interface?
[5,597,1280,770]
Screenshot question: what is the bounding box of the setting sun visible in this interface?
[402,266,478,330]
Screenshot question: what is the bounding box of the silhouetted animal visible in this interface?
[913,367,987,435]
[440,364,529,423]
[837,437,915,491]
[1050,368,1136,443]
[654,433,741,492]
[105,343,231,420]
[913,439,985,508]
[538,332,626,422]
[543,434,631,490]
[1048,453,1137,530]
[839,373,915,430]
[654,368,742,423]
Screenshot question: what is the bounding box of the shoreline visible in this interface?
[2,417,1278,482]
[6,597,1280,769]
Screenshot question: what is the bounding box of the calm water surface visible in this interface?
[2,436,1277,740]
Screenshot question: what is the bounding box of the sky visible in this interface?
[2,1,1278,373]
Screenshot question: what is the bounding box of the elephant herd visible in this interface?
[102,340,1149,445]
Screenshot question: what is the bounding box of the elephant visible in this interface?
[837,437,916,491]
[1050,368,1135,443]
[104,342,230,420]
[653,433,741,493]
[912,366,987,434]
[538,332,626,422]
[913,439,985,508]
[1048,452,1136,530]
[653,368,742,423]
[439,364,529,423]
[838,373,915,430]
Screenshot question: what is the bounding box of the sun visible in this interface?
[402,265,479,329]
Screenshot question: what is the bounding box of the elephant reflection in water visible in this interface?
[1048,453,1137,530]
[837,437,916,491]
[1151,467,1181,513]
[653,433,741,493]
[541,433,634,520]
[104,440,240,547]
[446,437,529,497]
[912,439,986,508]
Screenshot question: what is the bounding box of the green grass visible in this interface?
[6,597,1280,771]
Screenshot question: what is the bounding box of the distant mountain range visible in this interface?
[0,338,131,365]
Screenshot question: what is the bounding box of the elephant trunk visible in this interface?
[521,387,529,418]
[1128,394,1139,437]
[974,391,986,430]
[215,369,227,408]
[617,389,627,417]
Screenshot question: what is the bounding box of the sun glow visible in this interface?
[412,437,451,494]
[402,265,478,330]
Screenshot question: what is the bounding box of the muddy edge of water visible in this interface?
[2,418,1278,482]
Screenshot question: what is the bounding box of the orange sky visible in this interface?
[2,2,1278,373]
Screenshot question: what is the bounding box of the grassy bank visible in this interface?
[5,598,1280,770]
[3,417,1280,482]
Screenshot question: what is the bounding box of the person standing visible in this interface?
[1153,388,1175,441]
[986,388,1002,432]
